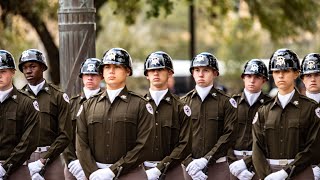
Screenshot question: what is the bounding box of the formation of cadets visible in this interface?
[0,47,320,180]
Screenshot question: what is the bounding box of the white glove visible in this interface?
[313,166,320,180]
[31,173,45,180]
[89,168,115,180]
[186,158,208,176]
[146,167,161,180]
[28,160,44,176]
[68,160,86,180]
[265,169,288,180]
[0,165,6,177]
[237,169,254,180]
[190,170,208,180]
[229,159,247,176]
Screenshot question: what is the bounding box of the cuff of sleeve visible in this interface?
[284,167,292,177]
[156,162,165,173]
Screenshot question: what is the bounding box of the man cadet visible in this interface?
[229,59,270,180]
[300,53,320,180]
[76,48,153,179]
[63,58,103,180]
[18,49,72,180]
[0,50,39,180]
[143,51,192,180]
[181,52,237,180]
[252,48,320,179]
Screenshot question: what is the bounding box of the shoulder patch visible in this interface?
[315,107,320,118]
[77,105,83,117]
[183,105,191,117]
[33,101,40,111]
[146,103,154,114]
[252,112,258,124]
[63,93,70,103]
[229,98,237,108]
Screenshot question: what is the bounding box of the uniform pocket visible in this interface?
[5,112,17,135]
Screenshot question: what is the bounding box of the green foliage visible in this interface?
[245,0,320,40]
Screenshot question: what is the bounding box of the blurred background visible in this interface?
[1,0,319,96]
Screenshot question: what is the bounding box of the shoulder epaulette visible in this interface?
[180,89,195,99]
[70,94,81,100]
[262,97,274,105]
[216,88,231,98]
[171,93,185,103]
[48,83,64,93]
[17,89,36,100]
[301,94,318,104]
[128,91,146,100]
[232,93,241,98]
[93,91,104,97]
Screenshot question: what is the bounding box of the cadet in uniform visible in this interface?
[300,53,320,180]
[229,59,270,180]
[18,49,72,180]
[76,48,153,179]
[252,48,320,179]
[0,50,39,180]
[143,51,192,180]
[181,52,237,180]
[63,58,103,180]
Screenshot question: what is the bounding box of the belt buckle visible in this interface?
[279,159,288,166]
[242,151,247,156]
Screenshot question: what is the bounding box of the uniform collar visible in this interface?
[8,86,19,103]
[78,91,87,103]
[24,80,51,95]
[145,90,173,105]
[239,91,266,105]
[191,86,218,100]
[98,86,129,103]
[271,88,300,109]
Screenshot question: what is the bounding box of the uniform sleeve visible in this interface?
[156,104,192,172]
[204,98,237,161]
[109,99,153,175]
[76,104,99,178]
[3,98,40,172]
[63,99,79,165]
[43,92,72,162]
[252,110,272,179]
[284,104,320,177]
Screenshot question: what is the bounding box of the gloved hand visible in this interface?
[89,168,115,180]
[28,160,44,176]
[31,173,45,180]
[236,169,254,180]
[186,158,208,176]
[190,170,208,180]
[229,159,247,176]
[313,166,320,180]
[68,160,86,180]
[265,169,288,180]
[0,165,6,177]
[146,167,161,180]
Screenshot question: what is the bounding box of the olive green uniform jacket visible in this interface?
[181,87,237,164]
[76,87,153,178]
[144,91,192,172]
[21,81,72,163]
[228,92,271,167]
[252,90,320,178]
[0,86,40,172]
